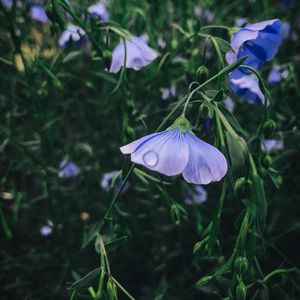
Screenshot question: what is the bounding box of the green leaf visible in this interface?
[68,268,100,290]
[213,37,233,53]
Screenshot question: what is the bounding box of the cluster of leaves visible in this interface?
[0,0,299,299]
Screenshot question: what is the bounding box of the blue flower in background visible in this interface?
[30,5,49,23]
[40,220,54,236]
[161,86,176,100]
[183,185,207,205]
[235,18,248,27]
[223,97,235,113]
[229,72,264,104]
[261,139,283,152]
[58,160,80,178]
[194,6,213,25]
[88,2,109,22]
[109,36,158,73]
[267,65,289,86]
[58,24,86,48]
[1,0,12,7]
[281,22,291,40]
[120,120,227,185]
[100,170,129,193]
[226,19,282,77]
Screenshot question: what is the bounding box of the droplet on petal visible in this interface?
[143,151,159,167]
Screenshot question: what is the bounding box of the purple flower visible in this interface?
[261,139,283,153]
[58,160,80,178]
[100,170,129,193]
[183,185,207,205]
[281,22,291,40]
[226,19,282,77]
[267,65,289,86]
[58,24,86,48]
[120,116,227,185]
[161,86,176,100]
[109,36,158,73]
[87,2,109,22]
[30,5,49,23]
[229,72,264,104]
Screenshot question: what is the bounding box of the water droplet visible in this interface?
[143,151,159,167]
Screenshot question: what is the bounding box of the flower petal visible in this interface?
[128,128,189,176]
[182,132,227,184]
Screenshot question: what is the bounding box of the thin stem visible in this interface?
[201,25,231,31]
[109,275,136,300]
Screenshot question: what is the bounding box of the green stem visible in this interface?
[110,275,136,300]
[201,25,231,31]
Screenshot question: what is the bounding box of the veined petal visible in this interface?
[120,131,165,154]
[182,132,227,184]
[128,128,189,176]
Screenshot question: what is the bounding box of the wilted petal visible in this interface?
[182,131,227,184]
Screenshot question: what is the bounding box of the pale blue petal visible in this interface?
[182,132,227,184]
[125,129,189,176]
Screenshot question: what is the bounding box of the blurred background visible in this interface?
[0,0,299,299]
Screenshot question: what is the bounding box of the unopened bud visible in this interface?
[234,256,248,274]
[236,281,247,300]
[262,119,276,137]
[103,50,112,70]
[234,177,252,199]
[170,204,181,225]
[196,275,213,288]
[262,154,272,169]
[196,65,209,83]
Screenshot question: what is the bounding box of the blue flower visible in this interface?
[109,36,158,73]
[58,24,86,48]
[281,22,291,40]
[58,160,80,178]
[100,170,129,193]
[261,139,283,153]
[229,71,264,104]
[226,19,282,76]
[235,18,248,27]
[87,2,109,22]
[161,86,176,100]
[223,97,235,113]
[30,5,49,23]
[40,220,54,236]
[267,65,289,86]
[194,6,213,25]
[183,185,207,205]
[1,0,12,7]
[120,118,227,185]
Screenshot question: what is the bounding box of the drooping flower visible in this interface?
[267,65,289,86]
[30,5,49,23]
[229,71,264,104]
[58,160,80,178]
[183,185,207,205]
[261,139,283,153]
[100,170,129,193]
[109,36,158,73]
[58,24,86,48]
[120,116,227,185]
[87,2,109,21]
[161,86,176,100]
[226,19,282,77]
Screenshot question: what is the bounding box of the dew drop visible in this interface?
[143,151,159,167]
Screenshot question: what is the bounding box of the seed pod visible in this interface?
[262,119,276,137]
[170,204,181,225]
[196,65,209,83]
[236,281,247,300]
[262,154,272,169]
[196,275,213,288]
[234,256,248,274]
[234,177,252,199]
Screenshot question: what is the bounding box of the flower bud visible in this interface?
[196,275,213,288]
[262,119,276,137]
[234,256,248,274]
[236,281,247,300]
[200,103,212,118]
[103,50,112,70]
[275,175,282,187]
[107,278,118,300]
[259,167,268,179]
[170,204,181,225]
[234,177,252,199]
[196,65,209,83]
[262,154,272,169]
